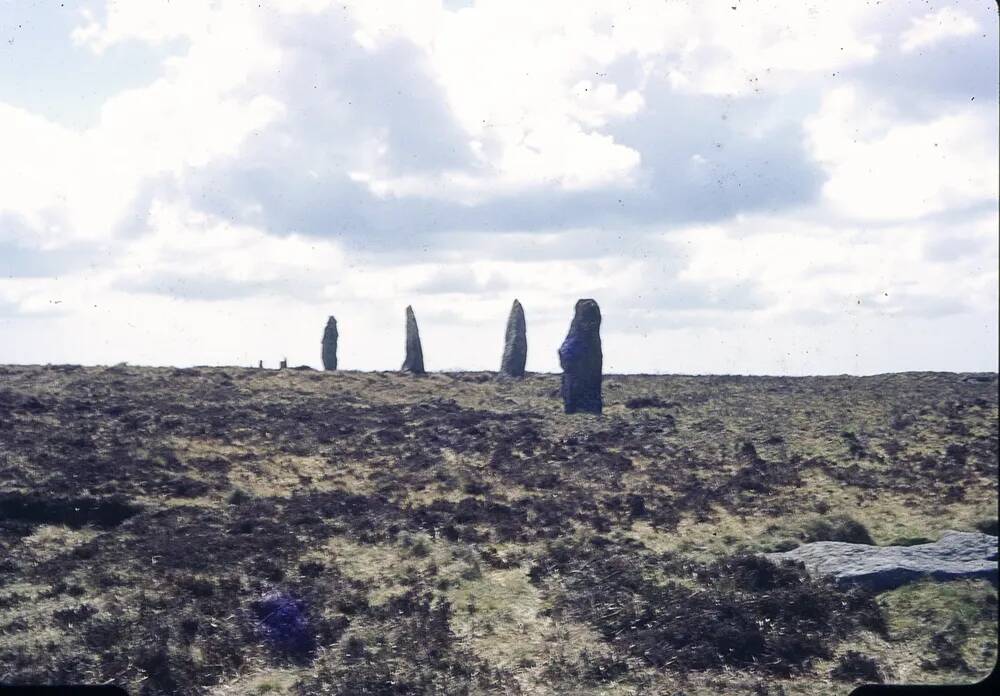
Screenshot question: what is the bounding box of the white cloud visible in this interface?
[662,209,998,326]
[71,0,334,53]
[0,104,80,239]
[341,0,881,196]
[805,85,998,221]
[901,7,979,53]
[1,2,286,245]
[0,1,996,373]
[113,201,346,294]
[1,0,889,234]
[3,207,996,372]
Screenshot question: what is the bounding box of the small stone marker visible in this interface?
[258,360,263,369]
[321,316,338,371]
[499,299,527,378]
[765,530,998,592]
[557,299,602,414]
[279,358,287,369]
[401,305,425,374]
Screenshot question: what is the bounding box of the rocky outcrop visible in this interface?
[499,299,527,378]
[321,316,338,371]
[401,306,425,374]
[557,299,602,414]
[765,531,998,592]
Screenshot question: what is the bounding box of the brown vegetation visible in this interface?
[0,365,996,694]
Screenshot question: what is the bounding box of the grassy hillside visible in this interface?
[0,365,996,695]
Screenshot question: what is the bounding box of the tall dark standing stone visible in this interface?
[499,299,527,377]
[401,305,425,374]
[321,316,338,371]
[557,299,602,414]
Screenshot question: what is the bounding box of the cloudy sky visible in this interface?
[1,0,997,374]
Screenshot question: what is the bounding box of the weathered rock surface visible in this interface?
[499,299,527,378]
[557,299,602,414]
[766,531,998,592]
[401,305,425,374]
[321,316,338,371]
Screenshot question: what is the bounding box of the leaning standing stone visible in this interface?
[401,305,425,374]
[321,316,338,371]
[499,299,527,377]
[557,299,602,414]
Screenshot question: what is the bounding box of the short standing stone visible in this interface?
[321,316,338,371]
[401,305,425,374]
[765,531,998,592]
[500,299,527,377]
[279,358,287,369]
[557,299,602,414]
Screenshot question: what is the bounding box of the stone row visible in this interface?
[311,299,603,414]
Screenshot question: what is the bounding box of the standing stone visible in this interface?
[557,299,602,414]
[499,299,527,378]
[321,316,338,371]
[279,358,287,369]
[401,305,425,374]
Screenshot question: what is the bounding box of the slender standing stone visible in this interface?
[279,358,287,370]
[401,305,425,374]
[321,316,338,371]
[499,299,527,377]
[557,299,602,414]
